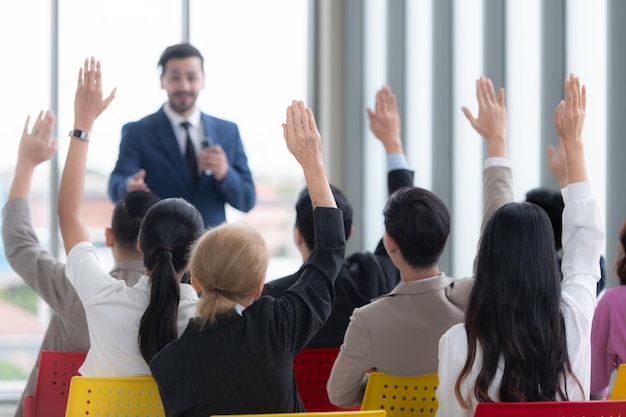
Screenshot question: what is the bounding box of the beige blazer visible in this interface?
[327,164,513,407]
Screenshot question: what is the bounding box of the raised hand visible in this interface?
[553,73,587,184]
[282,100,334,209]
[74,56,116,132]
[282,100,323,170]
[462,76,507,158]
[367,86,402,153]
[554,73,586,148]
[547,139,568,188]
[18,110,57,169]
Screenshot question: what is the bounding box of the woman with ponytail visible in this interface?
[590,219,626,399]
[149,100,346,417]
[58,57,204,376]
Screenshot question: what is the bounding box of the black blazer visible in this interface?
[149,208,345,417]
[263,168,413,347]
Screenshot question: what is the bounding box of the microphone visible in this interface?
[201,136,214,176]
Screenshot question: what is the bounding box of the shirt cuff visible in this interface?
[564,181,591,203]
[387,153,409,172]
[484,157,511,169]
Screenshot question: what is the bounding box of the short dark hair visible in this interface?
[383,187,450,268]
[525,187,564,251]
[295,184,353,251]
[158,43,204,75]
[111,191,161,252]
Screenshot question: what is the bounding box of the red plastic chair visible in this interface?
[474,400,626,417]
[23,350,87,417]
[293,347,360,411]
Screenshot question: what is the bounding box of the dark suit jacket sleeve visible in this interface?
[373,168,414,255]
[274,207,345,354]
[388,168,414,195]
[108,122,142,203]
[212,123,256,213]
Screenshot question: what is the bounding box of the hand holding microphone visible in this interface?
[199,137,230,182]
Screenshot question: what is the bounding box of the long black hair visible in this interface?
[138,198,204,363]
[455,202,580,406]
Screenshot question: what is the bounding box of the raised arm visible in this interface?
[462,76,507,158]
[367,85,414,194]
[367,85,402,154]
[58,57,116,254]
[283,100,335,209]
[554,74,587,184]
[462,76,513,228]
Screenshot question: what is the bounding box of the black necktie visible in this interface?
[181,121,198,185]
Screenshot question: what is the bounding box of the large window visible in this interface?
[0,1,308,411]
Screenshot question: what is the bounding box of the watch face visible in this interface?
[69,129,90,140]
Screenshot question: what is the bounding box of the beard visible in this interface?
[169,92,197,115]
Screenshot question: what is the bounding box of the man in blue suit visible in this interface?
[108,43,255,227]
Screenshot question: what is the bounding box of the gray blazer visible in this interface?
[2,199,145,417]
[327,164,514,407]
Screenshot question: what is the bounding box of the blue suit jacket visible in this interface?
[108,107,256,227]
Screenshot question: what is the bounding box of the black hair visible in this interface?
[111,191,161,252]
[295,184,353,251]
[383,187,450,268]
[525,187,564,250]
[455,202,580,406]
[138,198,204,363]
[158,43,204,75]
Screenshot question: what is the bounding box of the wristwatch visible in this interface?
[69,129,90,141]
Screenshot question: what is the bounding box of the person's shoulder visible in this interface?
[123,108,166,130]
[598,285,626,305]
[350,291,392,318]
[263,271,302,298]
[201,112,238,128]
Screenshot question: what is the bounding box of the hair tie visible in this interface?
[212,287,225,294]
[154,245,173,260]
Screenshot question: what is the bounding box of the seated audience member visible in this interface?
[263,86,414,348]
[149,100,345,417]
[2,110,159,417]
[57,57,204,376]
[526,182,606,296]
[590,218,626,399]
[326,76,513,407]
[436,74,603,416]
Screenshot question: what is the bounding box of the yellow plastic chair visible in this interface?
[64,376,164,417]
[610,363,626,400]
[215,411,386,417]
[360,372,438,417]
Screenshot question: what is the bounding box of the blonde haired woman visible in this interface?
[149,101,346,417]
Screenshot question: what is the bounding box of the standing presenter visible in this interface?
[108,43,255,227]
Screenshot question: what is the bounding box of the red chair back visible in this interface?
[23,350,87,417]
[293,347,360,411]
[474,400,626,417]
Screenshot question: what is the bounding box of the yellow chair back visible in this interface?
[64,376,164,417]
[610,363,626,400]
[360,372,438,417]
